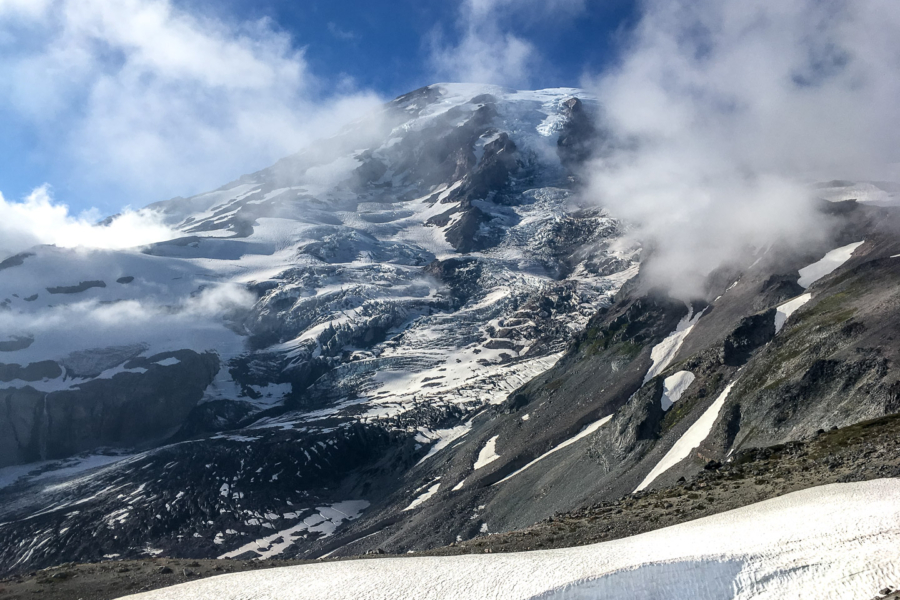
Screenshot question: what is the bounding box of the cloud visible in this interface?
[0,282,256,362]
[0,0,382,209]
[0,185,178,257]
[429,0,585,87]
[327,22,357,41]
[583,0,900,298]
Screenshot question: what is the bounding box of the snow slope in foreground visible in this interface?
[125,479,900,600]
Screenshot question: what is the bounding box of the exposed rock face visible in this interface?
[0,361,62,382]
[722,309,776,366]
[0,252,34,272]
[557,97,599,170]
[0,336,34,352]
[0,350,219,466]
[46,280,107,294]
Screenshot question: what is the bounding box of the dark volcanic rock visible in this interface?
[557,98,598,170]
[0,336,34,352]
[0,350,219,466]
[46,280,107,294]
[722,309,776,366]
[0,361,62,382]
[424,257,483,305]
[444,205,492,253]
[0,252,35,272]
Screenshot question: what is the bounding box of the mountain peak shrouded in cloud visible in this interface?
[581,0,900,298]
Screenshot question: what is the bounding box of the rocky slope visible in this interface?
[3,412,900,600]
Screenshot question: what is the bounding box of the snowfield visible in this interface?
[124,478,900,600]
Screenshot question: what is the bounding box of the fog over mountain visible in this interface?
[583,0,900,297]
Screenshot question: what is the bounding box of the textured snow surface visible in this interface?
[774,293,813,333]
[0,82,635,444]
[798,241,865,288]
[126,479,900,600]
[0,452,137,491]
[635,381,736,492]
[661,371,695,411]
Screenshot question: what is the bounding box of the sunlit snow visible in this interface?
[126,479,900,600]
[403,481,441,511]
[218,500,369,560]
[643,308,703,383]
[473,435,501,470]
[495,415,612,485]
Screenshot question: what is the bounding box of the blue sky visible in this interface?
[0,0,639,216]
[174,0,639,97]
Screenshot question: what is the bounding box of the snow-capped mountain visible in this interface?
[0,84,628,466]
[3,82,900,585]
[0,84,635,570]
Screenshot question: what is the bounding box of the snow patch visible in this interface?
[644,308,703,383]
[495,415,612,485]
[636,381,736,492]
[403,482,441,511]
[415,423,472,466]
[473,436,500,470]
[798,241,865,288]
[774,293,813,333]
[218,500,369,560]
[661,371,695,411]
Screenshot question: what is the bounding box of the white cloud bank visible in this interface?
[584,0,900,298]
[0,0,382,209]
[429,0,585,87]
[0,186,177,257]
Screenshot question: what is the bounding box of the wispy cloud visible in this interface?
[0,283,256,362]
[327,21,357,41]
[583,0,900,298]
[429,0,585,87]
[0,185,177,257]
[0,0,382,209]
